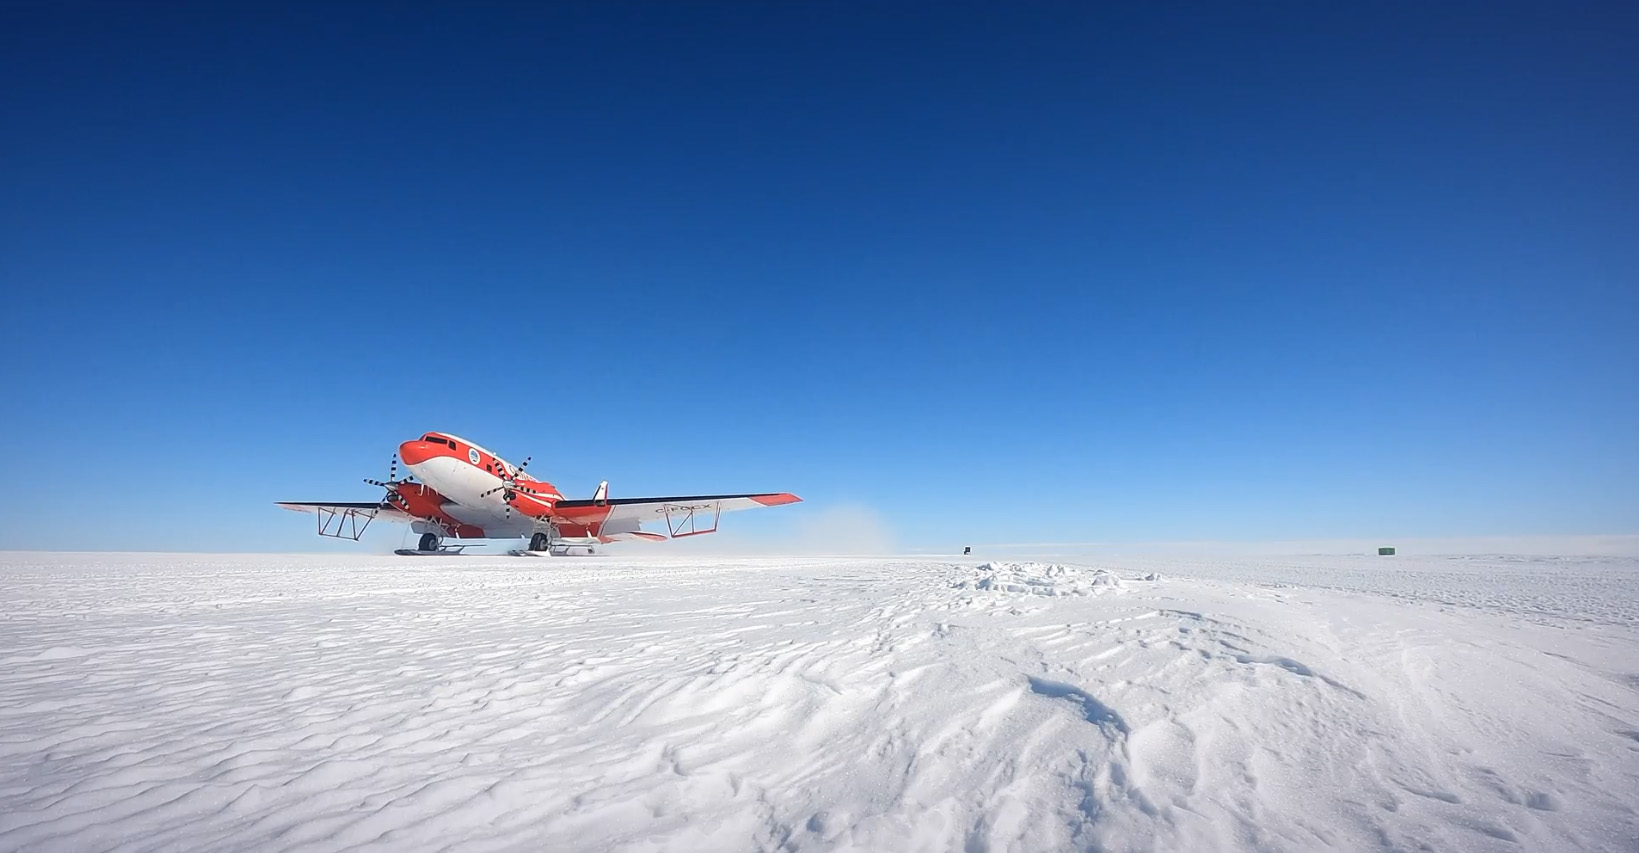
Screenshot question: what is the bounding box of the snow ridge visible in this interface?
[960,561,1128,597]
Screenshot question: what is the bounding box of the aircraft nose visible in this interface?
[399,439,439,466]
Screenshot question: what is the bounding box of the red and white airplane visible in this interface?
[279,431,800,555]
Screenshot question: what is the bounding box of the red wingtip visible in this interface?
[752,493,802,506]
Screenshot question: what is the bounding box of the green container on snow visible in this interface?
[1378,547,1396,556]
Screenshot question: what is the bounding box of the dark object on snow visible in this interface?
[1378,546,1396,556]
[963,546,971,555]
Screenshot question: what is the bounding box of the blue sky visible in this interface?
[2,2,1635,552]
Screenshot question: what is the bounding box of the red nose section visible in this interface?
[399,440,443,466]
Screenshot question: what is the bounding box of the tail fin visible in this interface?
[593,480,608,505]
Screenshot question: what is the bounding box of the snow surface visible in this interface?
[1,552,1636,852]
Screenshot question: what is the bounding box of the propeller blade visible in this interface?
[369,451,416,506]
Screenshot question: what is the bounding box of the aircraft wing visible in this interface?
[551,492,800,533]
[276,501,416,522]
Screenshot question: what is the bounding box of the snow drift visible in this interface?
[960,561,1129,597]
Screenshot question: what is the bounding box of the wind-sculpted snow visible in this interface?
[0,553,1635,852]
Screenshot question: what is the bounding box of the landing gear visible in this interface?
[418,532,439,552]
[529,532,550,552]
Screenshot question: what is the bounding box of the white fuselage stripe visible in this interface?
[404,456,560,535]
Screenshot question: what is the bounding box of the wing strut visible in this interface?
[315,505,379,540]
[664,502,722,538]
